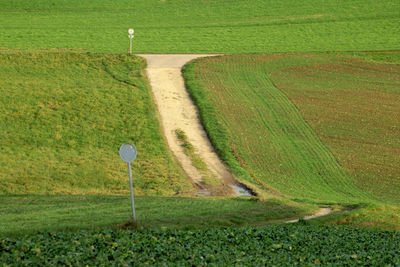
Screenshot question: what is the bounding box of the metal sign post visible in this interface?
[119,143,138,222]
[128,28,134,55]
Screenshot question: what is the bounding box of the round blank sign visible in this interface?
[119,143,137,162]
[128,28,134,35]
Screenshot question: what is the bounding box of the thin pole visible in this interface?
[129,37,132,54]
[128,162,136,222]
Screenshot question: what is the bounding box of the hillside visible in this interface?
[0,0,399,53]
[0,53,191,195]
[183,52,400,204]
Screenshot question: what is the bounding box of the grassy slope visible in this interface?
[184,55,364,203]
[311,203,400,232]
[183,53,399,204]
[270,51,400,203]
[0,0,399,53]
[0,53,191,195]
[0,195,314,237]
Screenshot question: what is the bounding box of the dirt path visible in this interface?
[139,54,244,196]
[286,208,333,223]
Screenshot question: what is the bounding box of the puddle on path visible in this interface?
[231,185,253,196]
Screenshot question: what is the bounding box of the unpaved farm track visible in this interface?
[139,54,240,196]
[286,208,333,223]
[139,54,334,222]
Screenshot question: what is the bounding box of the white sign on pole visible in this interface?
[128,28,134,54]
[119,143,137,162]
[119,143,138,222]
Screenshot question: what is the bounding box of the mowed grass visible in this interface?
[0,195,314,237]
[0,0,399,53]
[0,53,192,195]
[183,53,400,204]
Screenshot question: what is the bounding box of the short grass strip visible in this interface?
[175,129,222,188]
[0,195,313,237]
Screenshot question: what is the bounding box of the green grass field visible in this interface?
[183,52,400,204]
[0,0,399,53]
[0,53,191,195]
[270,51,400,203]
[1,0,399,262]
[0,195,315,237]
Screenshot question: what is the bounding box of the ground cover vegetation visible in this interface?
[0,53,192,195]
[183,52,400,206]
[1,225,399,265]
[0,0,399,54]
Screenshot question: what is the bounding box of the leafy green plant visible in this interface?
[1,225,399,265]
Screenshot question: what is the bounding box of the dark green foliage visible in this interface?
[1,225,399,265]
